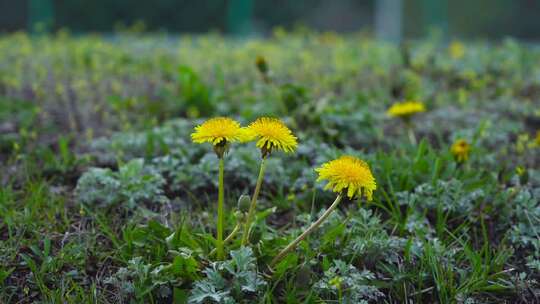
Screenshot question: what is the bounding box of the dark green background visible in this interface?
[1,0,540,39]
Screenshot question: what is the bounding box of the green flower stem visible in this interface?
[241,157,268,245]
[209,221,241,257]
[216,157,225,260]
[406,123,417,146]
[270,194,343,268]
[224,222,241,243]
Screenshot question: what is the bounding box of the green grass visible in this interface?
[0,30,539,303]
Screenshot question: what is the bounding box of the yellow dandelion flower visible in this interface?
[246,117,298,154]
[387,101,426,119]
[451,139,471,163]
[191,117,248,146]
[449,41,465,60]
[536,130,540,146]
[315,155,377,200]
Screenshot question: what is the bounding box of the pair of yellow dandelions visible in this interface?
[191,116,376,265]
[387,101,471,162]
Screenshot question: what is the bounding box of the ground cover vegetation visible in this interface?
[0,30,539,303]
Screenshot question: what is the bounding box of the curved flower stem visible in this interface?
[225,222,241,243]
[241,157,268,245]
[216,157,225,260]
[270,194,343,268]
[209,221,241,257]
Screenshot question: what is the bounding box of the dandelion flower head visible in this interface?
[387,101,426,119]
[449,41,466,59]
[451,139,471,162]
[315,155,377,200]
[246,117,298,154]
[191,117,248,146]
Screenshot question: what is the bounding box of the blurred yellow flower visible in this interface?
[536,131,540,146]
[451,139,471,162]
[329,276,343,289]
[316,155,376,200]
[449,41,466,59]
[387,101,426,119]
[246,117,297,155]
[191,117,248,146]
[255,55,268,74]
[516,133,530,153]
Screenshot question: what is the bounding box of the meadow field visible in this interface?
[0,30,539,303]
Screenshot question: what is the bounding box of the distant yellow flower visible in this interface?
[451,139,471,162]
[536,131,540,146]
[449,41,465,59]
[516,133,530,154]
[316,155,376,200]
[387,101,426,119]
[329,276,343,289]
[191,117,247,146]
[246,117,297,155]
[516,166,526,176]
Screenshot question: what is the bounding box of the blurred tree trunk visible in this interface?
[375,0,402,43]
[28,0,54,32]
[422,0,448,37]
[227,0,254,35]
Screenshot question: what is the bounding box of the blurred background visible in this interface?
[2,0,540,40]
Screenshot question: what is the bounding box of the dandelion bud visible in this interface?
[255,55,268,75]
[237,194,251,213]
[516,166,529,185]
[233,210,244,222]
